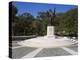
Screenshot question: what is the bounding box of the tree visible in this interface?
[55,8,78,37]
[14,12,35,35]
[9,4,18,22]
[9,4,18,35]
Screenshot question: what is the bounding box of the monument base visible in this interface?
[47,26,55,38]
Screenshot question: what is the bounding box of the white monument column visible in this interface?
[47,26,55,38]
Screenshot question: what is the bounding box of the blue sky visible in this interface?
[12,1,77,17]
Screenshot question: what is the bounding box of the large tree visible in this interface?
[56,8,78,36]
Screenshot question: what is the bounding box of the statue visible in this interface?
[47,8,56,26]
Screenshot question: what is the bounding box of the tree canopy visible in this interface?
[11,5,78,37]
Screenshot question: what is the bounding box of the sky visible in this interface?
[12,1,77,17]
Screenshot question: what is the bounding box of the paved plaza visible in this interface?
[11,40,78,59]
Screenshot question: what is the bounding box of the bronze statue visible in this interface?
[47,8,56,26]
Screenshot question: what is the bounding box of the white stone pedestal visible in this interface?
[47,26,55,37]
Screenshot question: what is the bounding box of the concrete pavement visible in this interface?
[11,41,78,59]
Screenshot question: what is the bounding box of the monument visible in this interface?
[46,8,56,37]
[18,8,76,48]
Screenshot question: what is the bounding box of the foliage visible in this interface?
[11,5,78,37]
